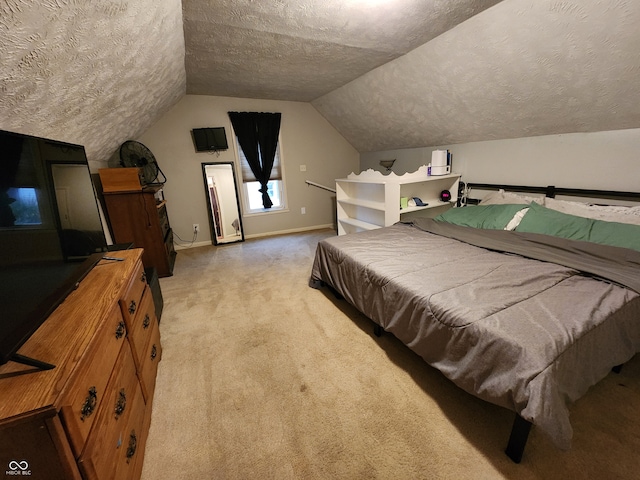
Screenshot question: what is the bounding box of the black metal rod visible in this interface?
[466,183,640,201]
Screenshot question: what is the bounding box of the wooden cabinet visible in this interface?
[336,166,461,235]
[102,184,176,277]
[0,249,161,480]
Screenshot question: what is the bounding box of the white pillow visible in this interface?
[544,198,640,226]
[479,189,545,206]
[504,208,529,231]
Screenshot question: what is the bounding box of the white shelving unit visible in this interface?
[336,166,461,235]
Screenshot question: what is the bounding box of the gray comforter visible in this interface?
[310,220,640,449]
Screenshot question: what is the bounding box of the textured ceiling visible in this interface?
[2,0,639,162]
[313,0,640,151]
[183,0,503,101]
[0,0,186,165]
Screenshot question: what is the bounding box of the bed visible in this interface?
[309,183,640,462]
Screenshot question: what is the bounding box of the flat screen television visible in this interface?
[192,127,229,152]
[0,129,110,370]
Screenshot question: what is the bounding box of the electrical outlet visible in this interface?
[193,224,200,234]
[301,207,306,215]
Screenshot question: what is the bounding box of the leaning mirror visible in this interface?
[201,162,244,245]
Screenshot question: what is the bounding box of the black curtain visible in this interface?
[228,112,281,208]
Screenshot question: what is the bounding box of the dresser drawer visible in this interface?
[128,286,157,371]
[112,384,147,480]
[138,318,162,403]
[78,341,141,480]
[119,261,147,329]
[59,304,127,458]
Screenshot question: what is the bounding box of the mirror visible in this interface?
[202,162,244,245]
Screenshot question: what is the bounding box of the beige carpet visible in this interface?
[141,229,640,479]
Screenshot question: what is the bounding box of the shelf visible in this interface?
[398,173,461,185]
[338,217,381,231]
[337,197,385,211]
[336,168,461,235]
[399,200,455,214]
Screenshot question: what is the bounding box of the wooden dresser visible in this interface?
[101,184,176,278]
[0,249,161,480]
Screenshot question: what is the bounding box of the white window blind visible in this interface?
[237,141,282,183]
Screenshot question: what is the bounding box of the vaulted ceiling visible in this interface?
[1,0,639,162]
[183,0,503,101]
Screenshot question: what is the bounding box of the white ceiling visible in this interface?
[1,0,639,161]
[183,0,503,101]
[313,0,640,152]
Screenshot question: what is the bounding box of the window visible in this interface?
[244,180,283,210]
[228,111,285,213]
[236,139,287,213]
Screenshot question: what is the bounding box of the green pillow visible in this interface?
[434,204,527,230]
[516,202,593,240]
[590,220,640,252]
[516,202,640,252]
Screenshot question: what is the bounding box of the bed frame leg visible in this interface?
[505,415,532,463]
[373,324,383,337]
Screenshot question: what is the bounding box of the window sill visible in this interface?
[243,207,290,217]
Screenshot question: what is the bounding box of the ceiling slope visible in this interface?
[312,0,640,152]
[183,0,503,102]
[0,0,186,165]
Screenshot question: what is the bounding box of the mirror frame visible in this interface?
[201,162,245,245]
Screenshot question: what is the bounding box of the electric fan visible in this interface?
[119,140,166,186]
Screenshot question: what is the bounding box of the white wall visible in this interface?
[361,128,640,193]
[138,95,358,244]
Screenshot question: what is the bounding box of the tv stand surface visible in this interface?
[0,249,162,480]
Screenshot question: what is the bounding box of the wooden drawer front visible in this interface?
[120,261,147,329]
[138,319,162,403]
[129,286,156,370]
[78,342,140,480]
[113,386,146,480]
[59,304,127,458]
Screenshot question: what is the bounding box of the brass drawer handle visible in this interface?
[126,430,137,463]
[141,271,147,283]
[80,386,98,421]
[115,321,126,339]
[143,314,150,329]
[114,388,127,418]
[128,300,137,315]
[150,344,157,361]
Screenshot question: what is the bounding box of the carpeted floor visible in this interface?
[140,229,640,479]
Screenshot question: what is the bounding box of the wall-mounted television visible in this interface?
[192,127,229,152]
[0,129,110,370]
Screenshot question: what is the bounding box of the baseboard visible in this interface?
[173,224,336,250]
[244,224,336,240]
[173,240,211,250]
